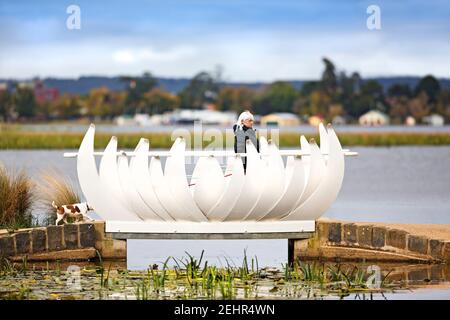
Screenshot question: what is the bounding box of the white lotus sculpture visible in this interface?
[66,124,356,230]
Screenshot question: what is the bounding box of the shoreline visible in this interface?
[1,131,450,149]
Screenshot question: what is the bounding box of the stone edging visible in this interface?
[0,223,95,258]
[296,221,450,263]
[0,221,125,261]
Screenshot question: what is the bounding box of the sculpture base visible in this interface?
[106,220,315,240]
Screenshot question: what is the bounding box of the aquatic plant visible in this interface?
[0,252,404,300]
[0,164,34,229]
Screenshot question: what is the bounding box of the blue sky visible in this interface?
[0,0,449,81]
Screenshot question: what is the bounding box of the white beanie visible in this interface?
[236,110,254,127]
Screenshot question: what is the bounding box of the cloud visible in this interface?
[0,25,449,80]
[112,46,197,65]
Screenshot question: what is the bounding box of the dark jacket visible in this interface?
[233,124,260,155]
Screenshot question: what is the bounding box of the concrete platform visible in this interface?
[293,218,450,264]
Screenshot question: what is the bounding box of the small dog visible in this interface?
[52,201,94,225]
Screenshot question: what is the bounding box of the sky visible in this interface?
[0,0,449,81]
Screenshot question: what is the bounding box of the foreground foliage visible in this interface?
[0,252,403,300]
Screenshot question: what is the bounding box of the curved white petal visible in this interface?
[118,153,159,220]
[77,125,141,221]
[164,138,207,222]
[261,155,306,220]
[291,139,325,209]
[189,156,206,195]
[283,126,345,220]
[193,156,225,214]
[246,141,285,220]
[226,140,263,221]
[319,122,329,155]
[209,155,245,221]
[300,135,310,183]
[149,156,187,220]
[130,138,174,221]
[99,137,136,214]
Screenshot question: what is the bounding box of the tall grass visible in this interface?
[0,164,34,229]
[36,169,81,225]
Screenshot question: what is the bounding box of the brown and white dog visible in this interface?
[52,201,94,225]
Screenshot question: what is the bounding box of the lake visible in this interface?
[1,146,449,270]
[10,123,450,134]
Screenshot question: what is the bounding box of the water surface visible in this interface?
[1,146,449,270]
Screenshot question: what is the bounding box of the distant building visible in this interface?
[115,115,136,126]
[34,81,60,104]
[405,116,416,126]
[359,110,390,126]
[308,115,324,127]
[260,113,300,126]
[17,81,35,89]
[0,82,8,91]
[422,114,444,126]
[167,109,237,125]
[332,115,346,126]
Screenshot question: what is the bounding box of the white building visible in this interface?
[167,109,237,125]
[359,110,390,126]
[332,115,346,126]
[422,114,444,126]
[405,116,416,126]
[261,113,300,126]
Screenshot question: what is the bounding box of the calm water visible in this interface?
[1,146,449,270]
[12,123,450,134]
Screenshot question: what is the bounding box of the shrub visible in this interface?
[36,169,81,225]
[0,164,34,229]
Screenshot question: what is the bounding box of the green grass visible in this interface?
[1,130,449,149]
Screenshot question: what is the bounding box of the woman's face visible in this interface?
[242,118,254,128]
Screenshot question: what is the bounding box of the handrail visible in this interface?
[63,149,358,158]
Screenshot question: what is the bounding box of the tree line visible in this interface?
[1,58,449,123]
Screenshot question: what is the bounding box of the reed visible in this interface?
[0,164,34,229]
[1,130,450,149]
[35,169,81,225]
[0,253,400,300]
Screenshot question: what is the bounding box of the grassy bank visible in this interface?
[1,130,450,149]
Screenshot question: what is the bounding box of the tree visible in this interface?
[52,94,82,119]
[388,96,410,123]
[321,57,337,95]
[84,88,127,119]
[308,90,331,116]
[0,90,12,121]
[178,71,219,109]
[122,72,157,114]
[300,81,320,96]
[85,87,111,118]
[217,86,255,112]
[13,87,36,119]
[408,92,430,122]
[414,75,440,103]
[388,84,412,98]
[142,88,179,114]
[253,81,298,115]
[437,89,450,121]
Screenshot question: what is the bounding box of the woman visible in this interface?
[233,110,259,172]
